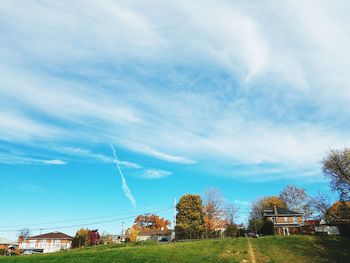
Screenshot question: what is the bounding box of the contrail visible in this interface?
[110,145,136,208]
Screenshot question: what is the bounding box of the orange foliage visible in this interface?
[134,214,171,230]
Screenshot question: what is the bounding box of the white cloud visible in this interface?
[1,0,350,180]
[123,143,196,165]
[56,147,142,168]
[140,169,172,179]
[42,159,66,165]
[0,111,62,142]
[0,154,66,165]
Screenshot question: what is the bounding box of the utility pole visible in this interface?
[174,198,177,226]
[121,222,124,238]
[173,197,177,241]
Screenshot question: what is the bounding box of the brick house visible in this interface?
[263,206,303,235]
[0,238,18,255]
[18,232,73,253]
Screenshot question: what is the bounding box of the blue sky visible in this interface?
[1,0,349,240]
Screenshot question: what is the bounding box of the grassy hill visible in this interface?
[0,236,349,263]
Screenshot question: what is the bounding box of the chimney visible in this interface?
[18,236,24,244]
[274,205,278,215]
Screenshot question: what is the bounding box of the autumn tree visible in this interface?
[203,188,224,238]
[325,201,350,236]
[134,214,171,230]
[249,196,286,234]
[250,196,286,220]
[279,185,312,219]
[126,214,171,242]
[71,228,100,248]
[72,228,89,248]
[175,194,205,240]
[323,147,350,201]
[126,225,140,242]
[325,201,350,223]
[88,229,100,245]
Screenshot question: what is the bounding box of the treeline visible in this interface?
[248,147,350,236]
[174,189,243,240]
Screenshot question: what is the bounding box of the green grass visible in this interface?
[250,235,350,263]
[0,236,349,263]
[0,239,249,263]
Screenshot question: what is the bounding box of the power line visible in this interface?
[0,207,174,232]
[0,206,173,228]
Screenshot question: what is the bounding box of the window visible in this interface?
[284,217,288,223]
[272,217,276,223]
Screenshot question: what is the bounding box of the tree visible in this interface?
[325,201,350,224]
[224,203,239,237]
[175,194,205,240]
[225,203,239,226]
[323,147,350,201]
[18,228,31,239]
[126,225,140,242]
[100,232,114,245]
[225,224,238,237]
[247,218,263,234]
[250,196,286,220]
[134,214,171,230]
[249,196,285,234]
[279,185,312,219]
[71,228,99,248]
[260,221,274,235]
[310,192,331,220]
[325,201,350,236]
[88,229,100,245]
[72,228,89,248]
[203,188,224,238]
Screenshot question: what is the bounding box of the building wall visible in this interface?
[265,215,303,235]
[266,215,303,225]
[19,239,72,253]
[275,226,301,235]
[136,235,172,242]
[0,244,7,250]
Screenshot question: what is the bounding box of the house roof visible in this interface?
[138,229,173,236]
[27,232,73,240]
[263,207,303,216]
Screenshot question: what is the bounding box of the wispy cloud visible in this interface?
[1,0,350,180]
[42,159,66,165]
[0,154,66,165]
[140,169,172,179]
[56,147,141,168]
[111,145,136,208]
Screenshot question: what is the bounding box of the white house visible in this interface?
[19,232,73,253]
[136,229,174,242]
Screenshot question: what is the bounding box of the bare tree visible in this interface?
[225,203,239,225]
[310,192,331,220]
[323,147,350,201]
[224,203,240,237]
[18,228,31,239]
[280,185,312,219]
[203,188,224,237]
